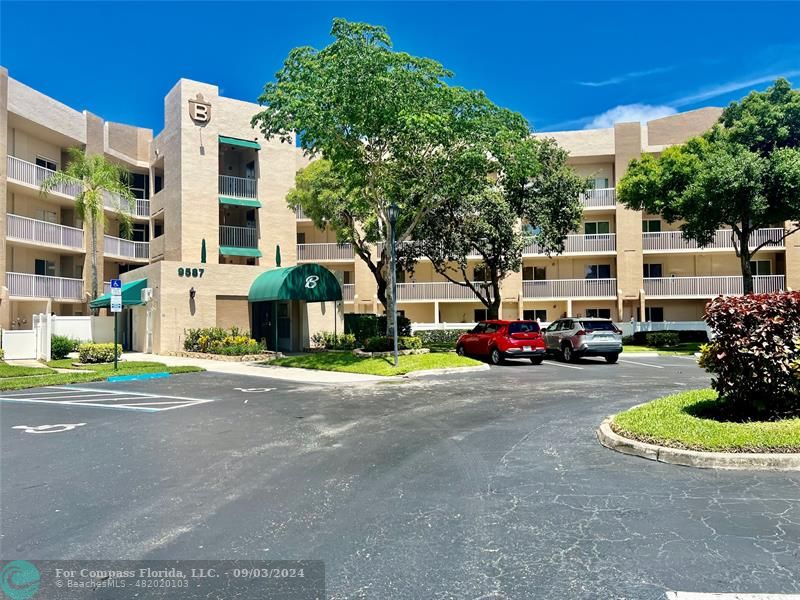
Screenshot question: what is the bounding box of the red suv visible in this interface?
[456,320,546,365]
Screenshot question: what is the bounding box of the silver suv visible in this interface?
[543,318,623,363]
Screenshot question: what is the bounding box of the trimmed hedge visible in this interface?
[363,336,422,352]
[414,329,470,347]
[645,331,680,348]
[344,313,412,344]
[311,331,357,350]
[630,330,708,344]
[51,335,79,360]
[78,343,122,364]
[184,326,264,355]
[699,291,800,417]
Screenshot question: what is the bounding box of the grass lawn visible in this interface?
[269,352,482,376]
[612,389,800,452]
[0,360,203,391]
[623,342,702,356]
[0,363,54,378]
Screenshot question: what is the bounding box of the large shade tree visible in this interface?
[40,147,135,301]
[618,78,800,294]
[252,18,528,331]
[412,137,586,319]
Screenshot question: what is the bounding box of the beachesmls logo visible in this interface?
[0,561,40,600]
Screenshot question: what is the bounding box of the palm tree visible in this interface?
[40,147,135,301]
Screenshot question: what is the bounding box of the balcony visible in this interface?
[295,206,311,220]
[104,235,149,261]
[524,233,616,256]
[297,243,355,262]
[644,275,786,298]
[523,278,617,299]
[135,199,150,218]
[7,214,84,251]
[219,175,257,199]
[6,272,84,301]
[7,155,82,197]
[580,188,616,209]
[342,283,355,301]
[219,225,258,249]
[397,282,482,301]
[643,228,786,253]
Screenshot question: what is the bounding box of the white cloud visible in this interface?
[583,104,678,129]
[671,69,800,106]
[577,66,674,88]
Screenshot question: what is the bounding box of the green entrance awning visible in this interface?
[219,196,262,208]
[219,246,262,257]
[249,264,342,303]
[89,278,147,308]
[219,135,261,150]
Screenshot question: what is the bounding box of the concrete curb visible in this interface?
[620,352,660,357]
[597,417,800,471]
[402,364,490,378]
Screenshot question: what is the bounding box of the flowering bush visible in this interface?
[78,343,123,363]
[700,291,800,418]
[184,327,264,355]
[311,332,357,350]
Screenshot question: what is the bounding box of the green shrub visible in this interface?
[51,335,78,360]
[0,348,4,361]
[344,314,412,344]
[78,343,122,364]
[645,332,680,347]
[701,291,800,417]
[631,330,708,344]
[363,335,422,352]
[311,331,357,350]
[621,335,635,345]
[414,329,470,347]
[183,326,261,354]
[212,341,264,356]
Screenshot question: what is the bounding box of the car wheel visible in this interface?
[489,348,504,365]
[529,357,544,365]
[605,353,619,364]
[456,344,465,356]
[562,344,574,363]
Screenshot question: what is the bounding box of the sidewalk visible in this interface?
[121,352,387,384]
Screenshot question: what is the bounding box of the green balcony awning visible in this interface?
[249,264,342,303]
[219,246,262,257]
[90,278,148,308]
[219,135,261,150]
[219,196,262,208]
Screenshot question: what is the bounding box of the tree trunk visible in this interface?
[738,229,754,294]
[90,214,99,300]
[384,222,396,337]
[486,300,501,320]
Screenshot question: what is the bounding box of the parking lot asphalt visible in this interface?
[2,356,799,599]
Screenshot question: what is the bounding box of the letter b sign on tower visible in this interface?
[189,93,211,124]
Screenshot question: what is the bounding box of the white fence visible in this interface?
[397,282,480,301]
[580,188,616,208]
[643,228,786,252]
[297,243,355,262]
[616,320,711,337]
[52,316,115,343]
[7,214,84,249]
[0,329,38,360]
[643,275,785,297]
[342,283,355,301]
[7,155,83,197]
[6,272,84,300]
[523,234,616,255]
[523,278,617,299]
[1,315,116,360]
[219,225,259,248]
[219,175,257,199]
[104,235,150,260]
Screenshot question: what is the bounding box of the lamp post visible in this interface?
[387,201,400,367]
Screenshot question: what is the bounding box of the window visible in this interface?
[509,321,540,334]
[645,307,664,322]
[471,323,487,334]
[342,271,352,285]
[396,269,406,284]
[154,175,163,194]
[585,309,612,319]
[589,177,609,189]
[473,265,489,281]
[523,309,547,321]
[153,217,164,238]
[132,223,149,243]
[296,232,306,244]
[34,259,55,277]
[35,209,57,224]
[643,263,663,278]
[128,172,150,200]
[584,221,610,236]
[581,318,615,329]
[749,260,772,276]
[524,223,541,236]
[642,219,662,233]
[523,266,546,281]
[35,156,57,172]
[585,264,611,279]
[474,308,488,322]
[484,323,499,334]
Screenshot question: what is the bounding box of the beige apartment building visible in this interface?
[2,66,798,354]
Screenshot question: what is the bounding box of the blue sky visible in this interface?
[2,1,799,133]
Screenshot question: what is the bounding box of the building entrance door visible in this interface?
[276,301,291,352]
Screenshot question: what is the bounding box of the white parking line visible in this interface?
[0,386,214,412]
[541,361,584,370]
[667,593,800,599]
[618,359,665,369]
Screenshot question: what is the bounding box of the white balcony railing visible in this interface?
[397,282,483,301]
[6,272,84,300]
[643,228,786,252]
[219,175,257,199]
[7,214,84,250]
[524,233,616,255]
[523,278,617,299]
[644,275,786,298]
[342,283,355,301]
[219,225,258,248]
[104,235,149,260]
[297,243,355,262]
[580,188,616,209]
[136,199,150,218]
[7,155,82,197]
[295,206,310,220]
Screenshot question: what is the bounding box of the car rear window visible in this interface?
[508,321,540,334]
[580,320,616,331]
